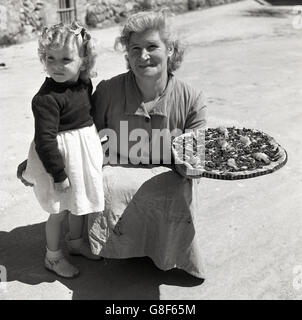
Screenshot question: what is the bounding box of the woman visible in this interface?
[18,10,207,279]
[88,10,207,279]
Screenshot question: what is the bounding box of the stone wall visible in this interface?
[0,0,45,45]
[0,0,21,45]
[85,0,241,28]
[0,0,242,46]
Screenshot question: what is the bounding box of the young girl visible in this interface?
[22,21,104,278]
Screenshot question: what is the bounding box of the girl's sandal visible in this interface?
[45,256,80,278]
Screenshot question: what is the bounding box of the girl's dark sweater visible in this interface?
[32,77,94,182]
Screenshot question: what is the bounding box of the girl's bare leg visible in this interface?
[45,212,79,278]
[68,214,85,240]
[66,213,101,260]
[46,212,67,251]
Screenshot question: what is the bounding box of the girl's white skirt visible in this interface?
[23,124,104,215]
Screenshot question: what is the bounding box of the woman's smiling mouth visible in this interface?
[139,64,154,68]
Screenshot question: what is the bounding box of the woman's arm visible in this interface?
[175,90,207,179]
[184,91,207,131]
[91,80,109,132]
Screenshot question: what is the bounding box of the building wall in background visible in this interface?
[0,0,242,46]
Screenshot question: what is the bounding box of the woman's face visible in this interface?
[127,29,172,81]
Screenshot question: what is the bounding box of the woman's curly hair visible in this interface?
[37,21,97,80]
[114,10,185,74]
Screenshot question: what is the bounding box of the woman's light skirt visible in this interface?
[88,164,205,279]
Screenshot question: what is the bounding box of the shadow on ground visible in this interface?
[243,7,289,18]
[0,223,203,300]
[264,0,302,5]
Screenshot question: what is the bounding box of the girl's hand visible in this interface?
[54,177,70,193]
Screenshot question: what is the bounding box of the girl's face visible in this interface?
[45,43,84,84]
[127,29,173,81]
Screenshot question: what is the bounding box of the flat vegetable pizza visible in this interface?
[172,126,288,180]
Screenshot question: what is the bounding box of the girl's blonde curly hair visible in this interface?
[38,21,97,80]
[114,10,185,74]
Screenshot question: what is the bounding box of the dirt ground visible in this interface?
[1,0,302,300]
